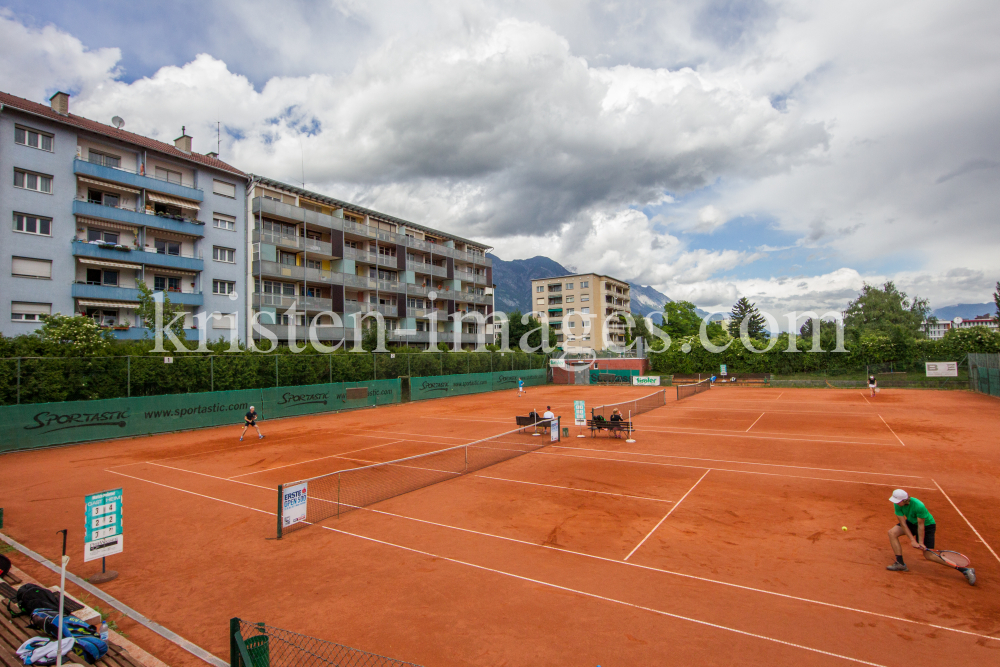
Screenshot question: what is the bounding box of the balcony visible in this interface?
[343,273,376,289]
[454,269,475,282]
[405,283,431,297]
[253,260,340,285]
[109,327,198,340]
[376,254,399,269]
[344,302,374,315]
[253,231,334,257]
[71,282,204,306]
[375,228,407,245]
[254,324,347,342]
[406,259,433,273]
[406,237,433,252]
[429,265,448,278]
[253,294,331,311]
[74,158,204,202]
[72,240,204,272]
[343,219,377,239]
[73,199,205,237]
[344,247,377,264]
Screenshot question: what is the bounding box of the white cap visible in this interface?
[889,489,908,504]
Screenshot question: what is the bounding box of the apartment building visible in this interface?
[0,90,247,341]
[247,176,494,348]
[530,274,631,351]
[923,316,998,340]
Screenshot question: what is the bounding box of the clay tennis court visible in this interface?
[2,385,999,666]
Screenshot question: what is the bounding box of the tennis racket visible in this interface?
[923,548,970,568]
[875,387,880,393]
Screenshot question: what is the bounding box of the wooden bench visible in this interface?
[0,584,142,667]
[586,419,633,438]
[720,374,770,387]
[595,373,630,385]
[515,416,552,433]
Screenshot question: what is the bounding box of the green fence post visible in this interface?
[275,355,279,387]
[16,358,21,405]
[211,356,215,393]
[230,617,240,667]
[276,484,283,540]
[127,356,131,398]
[328,354,332,384]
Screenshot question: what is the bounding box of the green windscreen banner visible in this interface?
[1,379,401,454]
[409,369,547,401]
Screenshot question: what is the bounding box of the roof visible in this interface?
[532,273,631,286]
[249,174,491,251]
[0,90,245,178]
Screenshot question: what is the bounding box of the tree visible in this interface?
[37,314,112,356]
[843,281,930,341]
[728,297,767,340]
[661,301,702,339]
[993,281,1000,324]
[135,281,185,339]
[504,310,557,351]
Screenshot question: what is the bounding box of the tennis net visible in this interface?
[591,389,666,420]
[277,420,559,536]
[676,378,711,401]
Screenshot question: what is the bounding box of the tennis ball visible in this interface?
[842,526,848,531]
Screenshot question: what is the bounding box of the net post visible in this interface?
[276,484,283,539]
[464,445,468,472]
[230,617,241,667]
[626,410,635,443]
[337,473,341,517]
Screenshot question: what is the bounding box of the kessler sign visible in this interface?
[632,376,661,386]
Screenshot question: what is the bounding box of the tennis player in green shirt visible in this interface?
[886,489,975,584]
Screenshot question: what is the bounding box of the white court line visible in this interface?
[420,416,512,424]
[627,426,901,447]
[227,440,405,479]
[320,525,885,666]
[108,466,999,645]
[550,445,925,478]
[642,408,875,417]
[859,392,873,407]
[348,429,472,441]
[877,415,905,446]
[624,470,710,561]
[473,475,675,503]
[932,479,1000,565]
[746,413,765,432]
[146,461,272,490]
[775,393,784,400]
[533,451,936,489]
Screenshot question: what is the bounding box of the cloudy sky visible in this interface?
[2,1,997,319]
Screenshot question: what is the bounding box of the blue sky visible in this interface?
[2,1,997,318]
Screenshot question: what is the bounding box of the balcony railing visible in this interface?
[343,220,377,238]
[254,260,338,285]
[344,247,377,263]
[405,283,431,297]
[344,274,376,289]
[74,158,205,201]
[376,254,399,269]
[429,265,448,278]
[253,294,330,311]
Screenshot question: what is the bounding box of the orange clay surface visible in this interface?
[1,385,999,666]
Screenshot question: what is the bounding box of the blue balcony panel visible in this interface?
[111,327,200,340]
[71,241,204,272]
[71,283,204,307]
[72,200,205,238]
[74,159,204,202]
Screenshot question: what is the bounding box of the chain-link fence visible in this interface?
[0,352,548,405]
[968,353,1000,397]
[231,618,423,667]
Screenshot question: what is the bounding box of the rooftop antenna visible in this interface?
[111,116,124,129]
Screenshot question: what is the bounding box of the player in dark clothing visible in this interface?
[240,406,264,441]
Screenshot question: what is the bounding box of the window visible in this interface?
[536,285,544,292]
[568,321,576,328]
[155,166,182,185]
[581,294,590,302]
[154,276,182,292]
[86,268,119,286]
[567,308,575,314]
[11,302,51,322]
[213,179,237,198]
[88,229,120,244]
[15,126,53,151]
[212,313,236,329]
[261,281,295,296]
[14,214,51,236]
[346,240,359,250]
[580,281,589,288]
[87,189,119,207]
[378,245,396,257]
[582,335,591,341]
[154,239,180,256]
[213,214,236,231]
[306,259,322,269]
[88,150,120,169]
[566,296,574,303]
[536,298,544,305]
[566,282,574,289]
[12,257,52,279]
[14,170,52,193]
[213,246,236,263]
[277,250,296,266]
[582,307,590,314]
[86,308,119,327]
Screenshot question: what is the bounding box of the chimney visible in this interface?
[49,91,70,115]
[206,151,219,159]
[174,126,192,153]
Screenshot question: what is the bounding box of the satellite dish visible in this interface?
[111,116,125,129]
[953,316,963,324]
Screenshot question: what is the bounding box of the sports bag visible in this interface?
[28,609,108,664]
[0,553,11,577]
[10,584,61,617]
[15,636,75,666]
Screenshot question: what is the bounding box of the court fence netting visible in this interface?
[676,378,711,401]
[231,618,423,667]
[590,389,666,420]
[276,419,561,537]
[968,353,1000,397]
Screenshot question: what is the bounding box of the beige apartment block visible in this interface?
[530,274,630,351]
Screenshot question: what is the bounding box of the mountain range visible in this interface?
[932,303,996,321]
[487,254,671,321]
